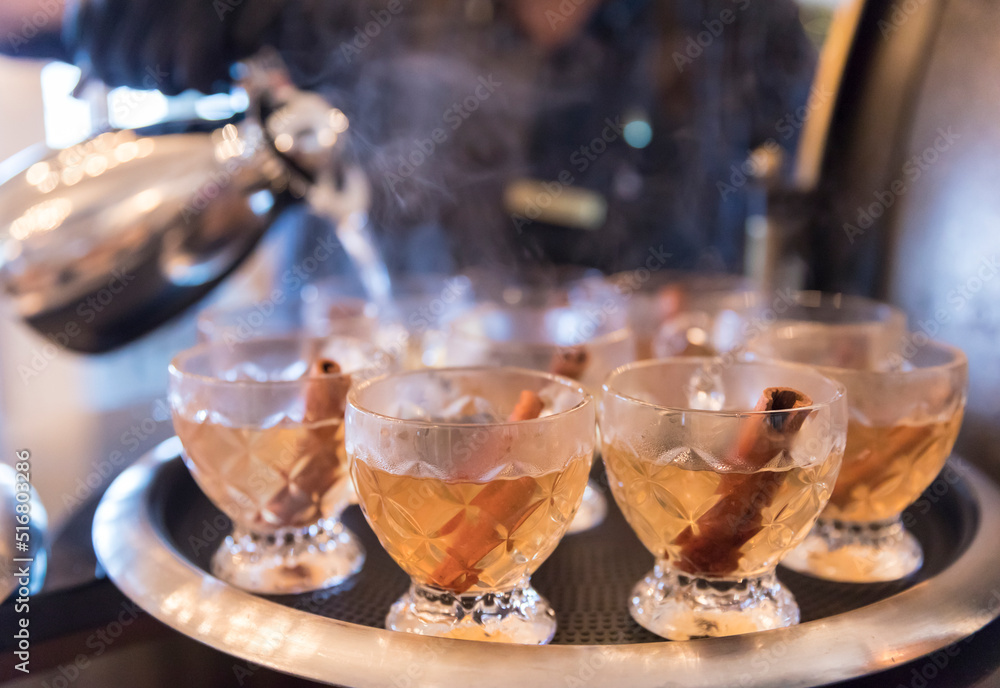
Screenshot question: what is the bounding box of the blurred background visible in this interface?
[0,0,842,533]
[2,0,1000,683]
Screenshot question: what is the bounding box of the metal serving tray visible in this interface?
[93,437,1000,687]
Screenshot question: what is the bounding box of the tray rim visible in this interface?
[92,436,1000,688]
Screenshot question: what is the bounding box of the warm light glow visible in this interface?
[94,132,117,152]
[25,163,50,186]
[61,166,84,186]
[57,147,83,166]
[133,189,163,213]
[317,128,338,148]
[115,141,139,163]
[214,125,246,160]
[136,138,156,158]
[9,198,73,241]
[274,133,293,153]
[36,173,59,194]
[687,327,708,347]
[328,108,349,133]
[84,155,109,177]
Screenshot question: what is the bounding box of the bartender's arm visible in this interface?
[1,0,277,93]
[2,0,603,93]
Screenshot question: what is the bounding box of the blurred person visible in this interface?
[1,0,816,276]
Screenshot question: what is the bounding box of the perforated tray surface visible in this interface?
[157,458,971,646]
[95,439,1000,687]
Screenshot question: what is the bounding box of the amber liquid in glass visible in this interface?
[173,415,348,531]
[823,413,963,522]
[352,457,590,594]
[603,443,839,577]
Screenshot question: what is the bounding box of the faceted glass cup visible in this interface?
[197,301,302,344]
[651,289,765,358]
[371,273,475,369]
[168,335,391,594]
[600,358,847,640]
[346,367,595,644]
[750,332,968,582]
[601,270,754,359]
[300,294,380,339]
[446,303,636,532]
[757,291,908,369]
[198,296,378,345]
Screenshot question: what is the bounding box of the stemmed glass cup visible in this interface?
[169,335,391,593]
[600,358,847,639]
[751,327,968,582]
[447,303,635,532]
[346,367,595,643]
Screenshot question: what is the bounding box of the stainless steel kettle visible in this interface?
[0,85,368,353]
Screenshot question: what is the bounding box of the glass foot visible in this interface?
[630,562,799,640]
[567,480,607,534]
[781,516,923,583]
[387,581,556,644]
[211,518,364,594]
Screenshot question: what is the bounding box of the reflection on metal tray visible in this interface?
[94,437,1000,687]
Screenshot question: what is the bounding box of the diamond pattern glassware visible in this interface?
[446,303,636,533]
[599,270,754,360]
[651,289,764,358]
[168,335,391,594]
[751,329,968,582]
[346,367,595,644]
[198,295,379,345]
[599,359,847,640]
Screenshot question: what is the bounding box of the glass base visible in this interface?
[211,518,364,594]
[781,516,923,583]
[629,562,799,640]
[387,581,556,644]
[567,480,607,534]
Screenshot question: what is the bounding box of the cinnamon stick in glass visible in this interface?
[428,390,545,593]
[265,359,351,525]
[550,346,589,380]
[674,388,813,577]
[828,422,936,511]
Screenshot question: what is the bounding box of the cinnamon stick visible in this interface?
[428,390,546,593]
[264,358,351,526]
[656,284,686,324]
[550,345,589,380]
[303,358,351,421]
[510,389,544,421]
[828,422,937,511]
[674,387,813,577]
